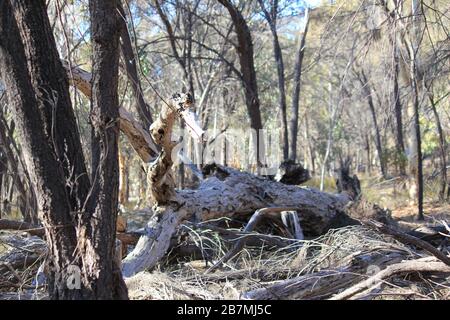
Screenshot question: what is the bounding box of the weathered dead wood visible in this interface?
[0,219,44,237]
[64,63,204,163]
[64,64,358,276]
[330,257,450,300]
[122,163,356,276]
[119,107,159,162]
[241,249,409,300]
[0,235,46,274]
[121,93,198,277]
[407,224,450,242]
[147,94,186,205]
[122,207,188,277]
[207,207,303,272]
[181,164,356,235]
[363,219,450,266]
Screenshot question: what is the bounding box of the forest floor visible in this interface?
[0,171,449,300]
[122,173,450,300]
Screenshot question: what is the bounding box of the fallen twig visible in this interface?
[363,219,450,266]
[330,258,450,300]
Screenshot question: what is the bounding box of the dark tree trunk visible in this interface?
[81,0,128,299]
[0,1,80,298]
[360,71,387,178]
[257,0,288,161]
[218,0,264,166]
[412,83,424,220]
[0,0,127,299]
[290,9,310,162]
[10,0,91,212]
[427,91,448,201]
[365,133,371,174]
[393,48,406,175]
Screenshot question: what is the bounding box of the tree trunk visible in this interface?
[78,0,128,299]
[218,0,264,167]
[289,8,310,162]
[360,71,387,178]
[118,146,128,205]
[0,1,80,298]
[1,0,128,299]
[393,47,406,175]
[257,0,289,161]
[118,2,153,129]
[10,0,91,212]
[427,91,448,201]
[365,133,371,174]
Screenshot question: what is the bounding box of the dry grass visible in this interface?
[125,224,449,300]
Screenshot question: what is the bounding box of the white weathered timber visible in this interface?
[64,63,358,276]
[121,207,188,277]
[177,165,353,235]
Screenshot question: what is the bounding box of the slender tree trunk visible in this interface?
[365,133,371,174]
[80,0,128,298]
[409,81,424,220]
[304,112,315,174]
[393,47,406,175]
[289,8,309,162]
[218,0,264,167]
[427,91,448,201]
[360,71,387,178]
[406,0,424,220]
[271,28,289,161]
[118,2,153,129]
[118,146,128,205]
[257,0,289,161]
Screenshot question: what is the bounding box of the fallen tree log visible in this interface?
[64,66,360,276]
[0,219,44,237]
[0,235,46,274]
[179,164,356,235]
[408,224,450,243]
[122,162,358,276]
[363,219,450,266]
